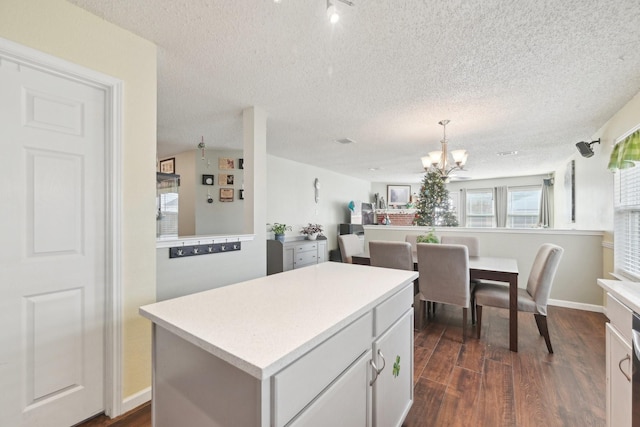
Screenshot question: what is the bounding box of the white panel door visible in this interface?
[0,54,106,426]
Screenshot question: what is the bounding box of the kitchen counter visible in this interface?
[140,262,418,379]
[140,262,418,427]
[597,278,640,314]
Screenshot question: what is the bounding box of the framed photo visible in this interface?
[220,188,234,202]
[219,157,235,170]
[239,189,244,200]
[219,174,234,185]
[202,174,214,185]
[159,158,175,174]
[238,158,244,169]
[387,185,411,206]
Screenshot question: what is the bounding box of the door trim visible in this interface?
[0,37,124,418]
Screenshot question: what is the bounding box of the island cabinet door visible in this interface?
[371,310,413,427]
[288,349,372,427]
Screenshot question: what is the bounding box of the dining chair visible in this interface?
[474,243,564,353]
[338,234,364,264]
[441,235,480,323]
[369,241,414,271]
[417,243,471,341]
[404,235,418,256]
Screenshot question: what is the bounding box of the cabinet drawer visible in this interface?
[294,242,318,252]
[294,250,318,267]
[272,311,372,427]
[606,292,632,343]
[288,350,371,427]
[374,284,413,336]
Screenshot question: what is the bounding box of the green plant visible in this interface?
[413,171,459,227]
[300,223,323,235]
[269,223,291,235]
[417,232,439,244]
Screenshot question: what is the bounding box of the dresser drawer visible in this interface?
[272,311,372,427]
[294,250,318,267]
[294,242,318,253]
[374,284,413,336]
[606,292,632,343]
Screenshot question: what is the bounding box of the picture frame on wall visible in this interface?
[219,174,234,185]
[220,188,234,202]
[159,158,175,174]
[219,157,235,170]
[238,158,244,169]
[202,174,214,185]
[387,185,411,206]
[239,189,244,200]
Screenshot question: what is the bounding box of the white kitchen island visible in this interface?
[140,262,418,427]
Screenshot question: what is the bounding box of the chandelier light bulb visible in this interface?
[327,1,339,23]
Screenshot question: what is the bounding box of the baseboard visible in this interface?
[121,387,151,415]
[548,298,604,313]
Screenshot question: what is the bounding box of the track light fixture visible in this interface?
[326,0,354,24]
[575,138,600,158]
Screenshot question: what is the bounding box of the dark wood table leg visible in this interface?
[509,273,518,352]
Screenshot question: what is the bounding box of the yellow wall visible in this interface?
[0,0,157,398]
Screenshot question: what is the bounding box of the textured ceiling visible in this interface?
[69,0,640,183]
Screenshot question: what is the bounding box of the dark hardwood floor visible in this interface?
[78,305,606,427]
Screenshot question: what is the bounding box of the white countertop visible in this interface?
[140,262,418,380]
[598,278,640,313]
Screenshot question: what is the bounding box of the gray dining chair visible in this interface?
[405,235,419,256]
[441,235,480,323]
[369,241,414,271]
[338,234,363,264]
[440,235,479,257]
[474,243,564,353]
[417,243,471,341]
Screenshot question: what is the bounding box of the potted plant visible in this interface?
[269,223,291,242]
[300,223,323,240]
[417,231,439,244]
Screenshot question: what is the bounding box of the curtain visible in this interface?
[609,130,640,170]
[458,188,467,226]
[539,178,552,227]
[495,186,508,228]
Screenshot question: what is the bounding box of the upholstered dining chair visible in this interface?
[404,235,419,256]
[338,234,364,264]
[474,243,564,353]
[417,243,471,341]
[441,235,480,323]
[369,241,414,271]
[440,235,479,257]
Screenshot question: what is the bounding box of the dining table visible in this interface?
[351,254,520,352]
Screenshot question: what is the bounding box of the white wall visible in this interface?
[267,155,371,251]
[554,90,640,231]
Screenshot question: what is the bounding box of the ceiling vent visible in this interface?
[335,138,356,145]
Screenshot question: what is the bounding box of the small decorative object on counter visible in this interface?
[269,223,292,242]
[301,223,323,240]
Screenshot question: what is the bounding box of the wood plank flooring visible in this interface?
[78,305,606,427]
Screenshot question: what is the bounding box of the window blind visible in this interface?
[614,160,640,280]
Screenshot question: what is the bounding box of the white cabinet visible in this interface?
[267,238,327,275]
[604,292,632,427]
[372,310,413,427]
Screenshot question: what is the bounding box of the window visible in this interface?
[466,189,495,227]
[614,163,640,280]
[507,186,541,228]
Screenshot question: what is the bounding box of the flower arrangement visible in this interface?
[268,223,292,236]
[300,223,323,236]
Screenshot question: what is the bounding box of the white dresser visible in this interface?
[140,262,417,427]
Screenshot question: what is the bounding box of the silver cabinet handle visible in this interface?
[619,354,631,382]
[369,350,386,386]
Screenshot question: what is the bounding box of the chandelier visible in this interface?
[421,119,468,182]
